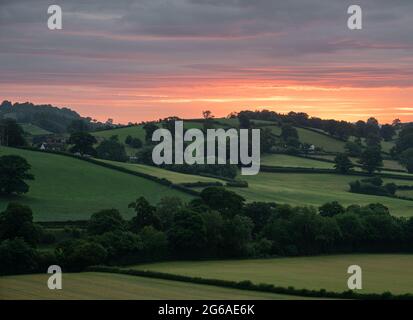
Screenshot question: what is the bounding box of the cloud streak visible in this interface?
[0,0,412,123]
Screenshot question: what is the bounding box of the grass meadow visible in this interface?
[0,272,312,300]
[132,254,413,294]
[0,146,192,221]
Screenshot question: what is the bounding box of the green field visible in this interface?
[311,154,407,172]
[92,121,204,155]
[261,154,334,169]
[261,154,411,176]
[295,127,345,153]
[0,146,192,221]
[20,123,52,136]
[132,254,413,294]
[228,172,413,217]
[397,189,413,198]
[92,126,146,143]
[97,159,224,184]
[0,272,310,300]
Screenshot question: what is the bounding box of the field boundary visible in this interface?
[15,146,200,196]
[260,165,413,181]
[86,266,413,300]
[267,152,408,174]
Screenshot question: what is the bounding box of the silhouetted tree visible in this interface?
[0,155,34,195]
[0,119,26,147]
[359,146,383,174]
[68,132,97,156]
[334,153,354,174]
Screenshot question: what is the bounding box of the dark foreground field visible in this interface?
[0,272,314,300]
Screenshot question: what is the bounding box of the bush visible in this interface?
[0,238,38,275]
[0,202,39,245]
[87,209,125,235]
[57,239,107,271]
[226,180,249,188]
[0,155,34,195]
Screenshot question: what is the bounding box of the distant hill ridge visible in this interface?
[0,101,100,134]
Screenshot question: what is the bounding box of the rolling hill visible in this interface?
[20,123,52,136]
[227,171,413,217]
[96,159,225,184]
[0,146,193,221]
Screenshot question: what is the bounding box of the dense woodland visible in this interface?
[1,187,413,275]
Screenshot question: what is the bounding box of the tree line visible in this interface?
[2,187,413,275]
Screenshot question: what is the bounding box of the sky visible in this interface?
[0,0,412,124]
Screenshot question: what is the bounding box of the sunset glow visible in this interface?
[1,0,412,123]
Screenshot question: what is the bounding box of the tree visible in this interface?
[202,110,214,131]
[143,122,158,143]
[221,215,253,257]
[344,141,362,157]
[87,209,125,235]
[0,155,34,195]
[125,135,133,145]
[156,197,183,230]
[380,124,395,141]
[244,202,276,233]
[93,230,142,262]
[0,119,26,147]
[125,135,142,149]
[200,187,245,218]
[68,131,97,156]
[334,153,354,174]
[57,239,107,271]
[359,146,383,174]
[67,119,89,133]
[201,210,224,257]
[0,238,38,275]
[128,197,160,231]
[394,125,413,154]
[238,113,251,129]
[281,124,299,141]
[399,148,413,173]
[365,117,381,138]
[96,135,128,162]
[392,119,401,129]
[168,209,207,258]
[260,127,276,153]
[139,226,168,260]
[319,201,345,217]
[0,203,38,245]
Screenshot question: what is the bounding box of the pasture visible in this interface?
[97,159,224,184]
[0,272,309,300]
[133,254,413,294]
[229,172,413,217]
[0,146,192,221]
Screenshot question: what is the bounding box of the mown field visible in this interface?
[0,272,310,300]
[20,123,52,136]
[261,153,411,176]
[132,254,413,294]
[228,172,413,217]
[261,154,334,169]
[312,154,406,172]
[96,159,224,184]
[0,146,192,221]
